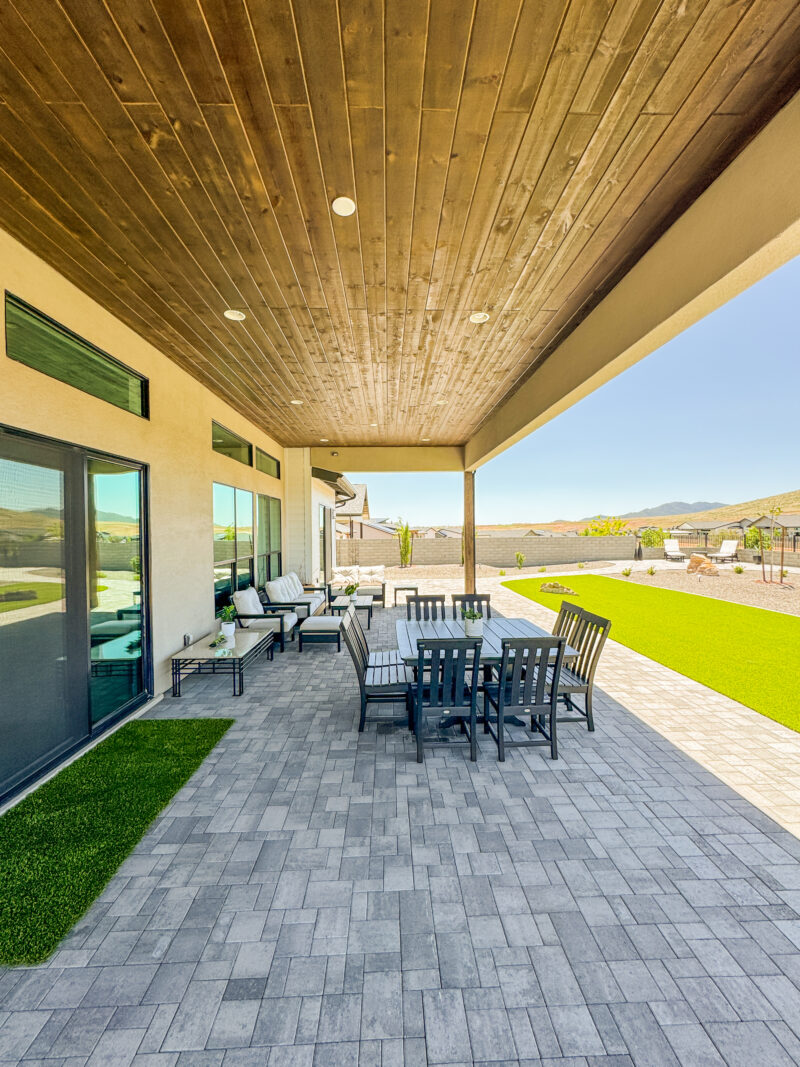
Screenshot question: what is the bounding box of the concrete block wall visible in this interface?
[335,534,638,568]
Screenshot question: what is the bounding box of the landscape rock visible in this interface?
[687,553,718,576]
[540,582,577,595]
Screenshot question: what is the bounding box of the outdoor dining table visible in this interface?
[395,616,578,666]
[396,616,578,730]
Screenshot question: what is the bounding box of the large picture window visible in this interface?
[213,483,254,612]
[5,293,148,418]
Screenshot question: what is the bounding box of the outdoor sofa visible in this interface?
[262,571,327,618]
[329,565,386,607]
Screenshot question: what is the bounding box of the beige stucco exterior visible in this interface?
[0,227,286,696]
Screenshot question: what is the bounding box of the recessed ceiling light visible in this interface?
[370,422,378,427]
[319,438,329,442]
[433,399,446,405]
[331,196,356,217]
[421,437,431,442]
[289,399,303,405]
[469,311,490,324]
[224,308,246,321]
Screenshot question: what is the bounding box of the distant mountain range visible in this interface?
[580,501,727,521]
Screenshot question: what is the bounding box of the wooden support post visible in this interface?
[464,470,476,594]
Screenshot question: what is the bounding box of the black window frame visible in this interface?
[256,493,282,586]
[212,421,252,467]
[255,447,281,479]
[213,481,255,613]
[4,292,149,419]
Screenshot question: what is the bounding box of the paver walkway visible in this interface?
[2,591,800,1066]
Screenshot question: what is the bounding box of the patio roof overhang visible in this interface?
[0,1,798,474]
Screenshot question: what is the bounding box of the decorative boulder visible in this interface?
[540,582,577,595]
[687,553,718,576]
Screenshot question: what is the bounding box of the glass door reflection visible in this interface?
[87,458,145,724]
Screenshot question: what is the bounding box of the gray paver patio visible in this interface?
[3,592,800,1066]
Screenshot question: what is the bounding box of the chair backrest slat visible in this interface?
[554,601,582,646]
[407,594,446,621]
[341,608,367,689]
[451,593,492,620]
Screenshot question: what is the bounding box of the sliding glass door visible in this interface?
[0,427,150,800]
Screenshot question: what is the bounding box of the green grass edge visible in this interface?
[0,717,234,966]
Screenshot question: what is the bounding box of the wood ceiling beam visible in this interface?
[465,91,800,470]
[309,445,465,472]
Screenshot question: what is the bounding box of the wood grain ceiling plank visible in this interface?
[496,0,568,113]
[149,0,232,105]
[246,0,308,106]
[4,2,78,103]
[422,0,476,111]
[424,0,522,312]
[717,4,800,113]
[54,0,155,104]
[339,0,384,109]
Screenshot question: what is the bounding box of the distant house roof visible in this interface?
[752,513,800,529]
[336,483,368,518]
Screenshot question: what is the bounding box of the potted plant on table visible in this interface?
[461,607,483,638]
[344,582,359,604]
[218,604,237,639]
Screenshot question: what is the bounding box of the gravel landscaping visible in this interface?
[619,564,800,616]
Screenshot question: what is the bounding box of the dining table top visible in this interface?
[395,616,578,665]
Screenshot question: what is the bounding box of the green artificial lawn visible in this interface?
[0,581,65,613]
[0,718,233,965]
[504,574,800,733]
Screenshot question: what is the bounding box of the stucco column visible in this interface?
[464,470,476,594]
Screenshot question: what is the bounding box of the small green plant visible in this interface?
[498,569,506,576]
[734,565,744,574]
[621,567,631,577]
[218,605,237,623]
[577,562,585,569]
[461,607,482,620]
[515,552,526,570]
[96,571,107,579]
[646,566,656,575]
[538,566,546,573]
[783,569,789,578]
[640,527,666,547]
[130,555,141,576]
[396,519,413,567]
[344,583,359,597]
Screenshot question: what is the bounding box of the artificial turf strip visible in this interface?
[503,574,800,733]
[0,717,233,966]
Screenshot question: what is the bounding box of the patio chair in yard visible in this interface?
[709,539,739,563]
[347,604,405,670]
[664,538,686,562]
[341,609,415,733]
[406,594,447,621]
[554,600,583,646]
[556,607,611,733]
[231,586,298,652]
[409,639,482,763]
[451,593,492,619]
[483,637,566,761]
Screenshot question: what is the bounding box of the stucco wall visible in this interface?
[336,535,638,567]
[0,226,285,697]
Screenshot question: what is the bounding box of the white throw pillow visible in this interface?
[286,572,304,597]
[233,586,263,627]
[264,578,284,604]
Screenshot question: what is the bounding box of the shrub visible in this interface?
[581,516,629,536]
[577,562,585,569]
[538,566,546,573]
[515,551,526,570]
[130,556,141,576]
[734,565,744,574]
[783,569,789,578]
[646,566,656,575]
[640,528,666,547]
[621,567,632,577]
[396,519,413,567]
[498,569,505,576]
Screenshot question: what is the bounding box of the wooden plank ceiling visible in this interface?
[0,0,798,447]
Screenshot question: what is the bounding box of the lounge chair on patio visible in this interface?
[451,593,492,619]
[406,594,447,621]
[262,572,327,618]
[341,608,414,732]
[709,539,739,563]
[663,539,686,562]
[555,607,611,732]
[483,636,566,761]
[231,586,298,652]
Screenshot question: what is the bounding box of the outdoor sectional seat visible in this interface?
[329,566,386,607]
[232,585,298,652]
[263,572,326,618]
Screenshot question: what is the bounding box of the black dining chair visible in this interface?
[554,600,583,646]
[341,609,414,733]
[406,594,447,621]
[556,608,611,733]
[451,593,492,620]
[409,638,482,763]
[483,637,566,761]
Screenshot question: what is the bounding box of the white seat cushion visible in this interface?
[299,615,342,632]
[286,572,305,598]
[233,586,263,627]
[264,577,291,603]
[248,611,298,634]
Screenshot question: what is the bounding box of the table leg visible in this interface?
[172,661,181,697]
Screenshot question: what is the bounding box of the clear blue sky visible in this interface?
[348,254,800,526]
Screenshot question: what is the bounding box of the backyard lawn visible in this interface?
[0,718,232,965]
[504,574,800,733]
[0,581,64,613]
